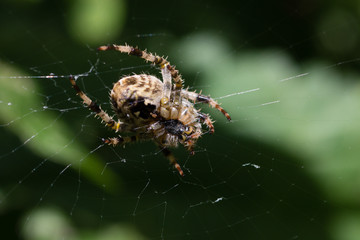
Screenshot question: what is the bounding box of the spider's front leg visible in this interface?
[159,63,182,120]
[69,76,123,132]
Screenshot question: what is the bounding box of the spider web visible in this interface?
[1,1,360,240]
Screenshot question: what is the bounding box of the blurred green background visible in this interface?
[1,0,360,239]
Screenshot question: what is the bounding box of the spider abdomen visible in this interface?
[111,74,163,122]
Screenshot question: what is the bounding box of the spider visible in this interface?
[70,44,231,176]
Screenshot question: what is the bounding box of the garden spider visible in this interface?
[70,44,231,176]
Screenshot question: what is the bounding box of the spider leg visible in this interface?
[102,135,142,146]
[181,90,231,121]
[198,112,215,134]
[158,63,173,119]
[161,63,172,102]
[69,75,122,132]
[97,44,184,106]
[160,147,184,176]
[157,64,183,120]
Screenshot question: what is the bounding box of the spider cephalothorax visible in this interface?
[70,44,231,176]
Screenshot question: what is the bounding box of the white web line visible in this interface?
[98,184,107,225]
[0,112,65,159]
[279,57,360,82]
[22,163,72,229]
[132,178,151,217]
[0,127,84,202]
[182,197,226,218]
[70,144,105,216]
[245,100,281,108]
[215,88,260,100]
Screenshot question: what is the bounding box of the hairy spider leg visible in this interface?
[158,63,173,119]
[97,44,184,109]
[198,112,215,134]
[161,63,172,102]
[69,76,123,132]
[181,90,232,121]
[160,147,184,176]
[102,135,144,146]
